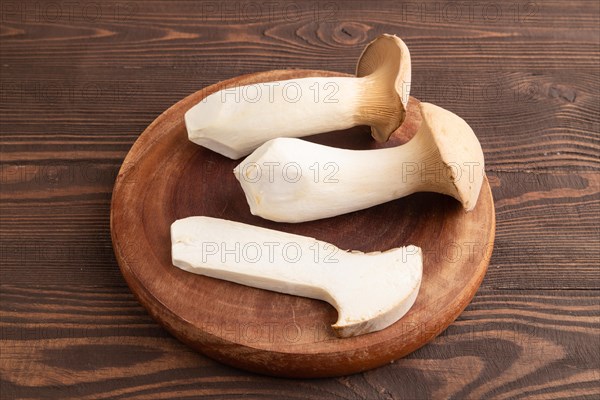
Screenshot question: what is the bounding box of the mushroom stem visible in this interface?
[235,102,485,223]
[185,34,411,159]
[171,216,422,337]
[186,76,361,159]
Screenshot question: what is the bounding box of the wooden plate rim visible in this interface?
[110,69,495,377]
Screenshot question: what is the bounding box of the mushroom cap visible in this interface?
[419,102,485,211]
[356,34,412,142]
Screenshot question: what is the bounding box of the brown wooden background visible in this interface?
[1,0,599,398]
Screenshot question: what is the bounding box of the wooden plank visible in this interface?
[1,2,599,172]
[485,171,600,289]
[1,0,598,395]
[1,285,598,399]
[1,69,598,171]
[1,1,598,72]
[1,171,598,289]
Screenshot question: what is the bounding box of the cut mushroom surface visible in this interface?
[171,216,422,338]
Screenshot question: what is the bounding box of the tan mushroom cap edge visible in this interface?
[356,34,412,142]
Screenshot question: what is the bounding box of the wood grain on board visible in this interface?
[1,0,599,397]
[1,286,598,399]
[110,70,494,377]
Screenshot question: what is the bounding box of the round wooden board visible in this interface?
[111,70,495,378]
